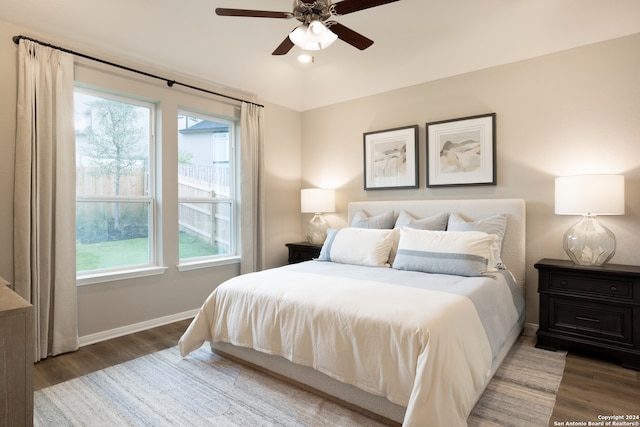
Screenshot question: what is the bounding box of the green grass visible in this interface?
[178,233,222,259]
[77,234,221,271]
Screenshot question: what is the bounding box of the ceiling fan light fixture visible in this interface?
[289,20,337,51]
[309,20,324,35]
[297,53,314,63]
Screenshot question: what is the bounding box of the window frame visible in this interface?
[72,64,243,286]
[176,109,239,269]
[74,86,161,284]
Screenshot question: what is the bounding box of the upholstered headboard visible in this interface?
[347,199,526,290]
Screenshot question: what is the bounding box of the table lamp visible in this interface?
[301,188,335,244]
[555,174,625,266]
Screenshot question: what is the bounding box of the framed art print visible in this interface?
[426,113,496,187]
[363,125,419,190]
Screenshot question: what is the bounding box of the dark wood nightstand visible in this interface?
[285,241,323,264]
[535,258,640,370]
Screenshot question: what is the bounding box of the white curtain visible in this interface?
[239,102,266,274]
[14,40,79,362]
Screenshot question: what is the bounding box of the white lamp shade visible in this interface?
[555,174,625,215]
[301,188,335,213]
[289,21,338,51]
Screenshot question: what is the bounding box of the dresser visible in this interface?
[0,279,34,427]
[285,241,323,264]
[535,258,640,370]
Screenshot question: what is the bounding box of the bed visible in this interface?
[179,199,526,426]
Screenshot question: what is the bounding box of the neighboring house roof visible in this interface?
[179,121,228,134]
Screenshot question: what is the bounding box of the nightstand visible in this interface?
[535,258,640,370]
[286,241,323,264]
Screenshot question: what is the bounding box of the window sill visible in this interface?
[77,266,168,286]
[177,256,241,272]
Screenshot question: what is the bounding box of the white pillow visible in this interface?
[351,209,395,229]
[447,213,507,270]
[390,212,449,265]
[392,228,498,277]
[318,228,394,267]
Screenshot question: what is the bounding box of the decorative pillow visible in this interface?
[392,228,498,277]
[318,228,394,267]
[394,211,449,230]
[447,213,507,270]
[351,209,395,229]
[387,212,448,265]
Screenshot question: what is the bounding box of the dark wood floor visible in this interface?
[33,319,192,391]
[549,350,640,425]
[34,322,640,426]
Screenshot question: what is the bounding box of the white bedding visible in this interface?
[179,261,525,426]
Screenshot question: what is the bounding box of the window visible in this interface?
[75,88,155,274]
[177,111,235,263]
[73,71,241,284]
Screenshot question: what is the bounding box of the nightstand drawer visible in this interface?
[548,296,632,344]
[286,242,322,264]
[549,273,632,299]
[289,248,314,263]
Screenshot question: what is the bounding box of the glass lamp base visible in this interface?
[563,215,616,266]
[306,213,328,244]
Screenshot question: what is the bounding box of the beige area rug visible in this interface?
[34,336,566,426]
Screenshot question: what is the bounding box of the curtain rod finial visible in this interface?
[12,35,22,45]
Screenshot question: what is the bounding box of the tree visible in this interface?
[85,98,147,230]
[178,148,193,164]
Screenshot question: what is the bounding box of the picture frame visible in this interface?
[426,113,496,187]
[363,125,419,190]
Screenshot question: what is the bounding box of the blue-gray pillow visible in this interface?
[351,209,395,229]
[447,213,507,270]
[394,211,449,230]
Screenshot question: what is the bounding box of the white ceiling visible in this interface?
[2,0,640,111]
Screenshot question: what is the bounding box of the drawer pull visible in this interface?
[610,286,617,292]
[575,316,600,323]
[561,280,568,286]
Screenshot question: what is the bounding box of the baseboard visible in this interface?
[78,309,198,347]
[523,322,538,338]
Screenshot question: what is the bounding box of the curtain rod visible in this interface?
[12,35,264,108]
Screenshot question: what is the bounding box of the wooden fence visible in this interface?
[178,163,231,252]
[77,164,232,252]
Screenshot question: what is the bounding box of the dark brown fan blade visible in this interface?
[215,8,293,19]
[272,36,295,55]
[331,0,400,16]
[328,22,374,50]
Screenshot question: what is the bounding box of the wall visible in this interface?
[0,19,302,341]
[262,100,304,268]
[0,22,18,284]
[301,33,640,327]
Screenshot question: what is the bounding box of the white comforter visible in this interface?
[179,262,522,426]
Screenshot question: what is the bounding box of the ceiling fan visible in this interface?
[215,0,400,55]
